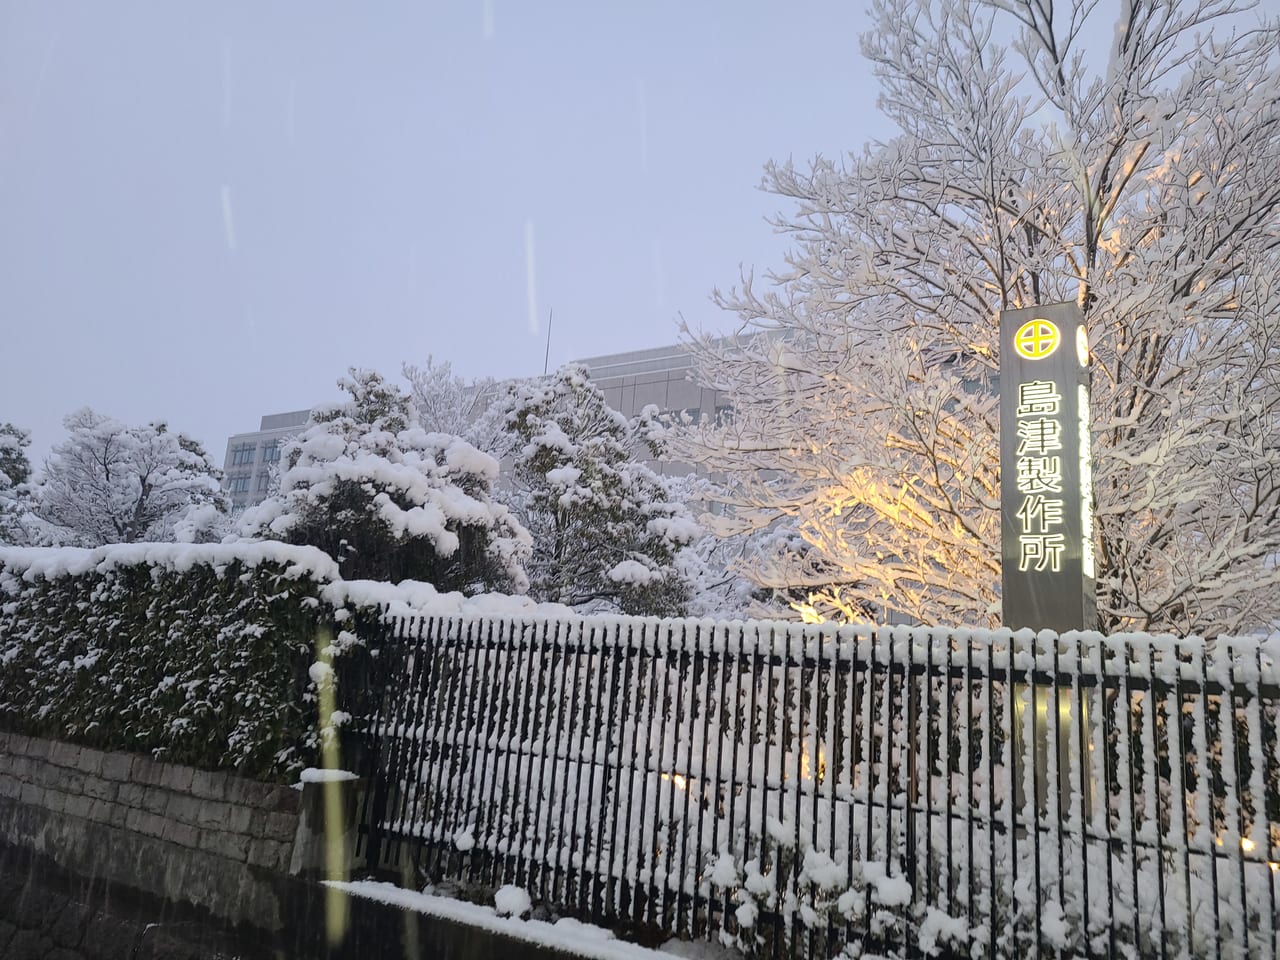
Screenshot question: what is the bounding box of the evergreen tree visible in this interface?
[501,365,698,615]
[0,423,34,544]
[242,368,530,591]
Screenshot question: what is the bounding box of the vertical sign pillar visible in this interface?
[1000,301,1097,631]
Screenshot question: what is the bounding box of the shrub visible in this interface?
[0,543,345,780]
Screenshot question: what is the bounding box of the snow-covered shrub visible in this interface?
[241,368,530,593]
[0,543,353,779]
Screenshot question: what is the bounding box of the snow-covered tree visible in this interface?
[0,423,35,544]
[500,365,698,615]
[403,357,508,456]
[669,0,1280,635]
[36,409,226,546]
[241,368,530,591]
[0,423,31,491]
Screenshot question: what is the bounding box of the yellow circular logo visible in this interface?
[1014,318,1060,360]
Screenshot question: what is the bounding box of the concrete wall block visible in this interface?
[22,735,50,760]
[87,799,121,826]
[140,787,171,816]
[28,758,63,789]
[97,751,133,782]
[62,794,93,820]
[194,799,233,830]
[189,769,228,802]
[86,798,110,823]
[42,788,68,814]
[19,782,45,807]
[47,740,82,770]
[198,829,250,862]
[0,774,21,799]
[56,769,86,796]
[4,733,30,756]
[263,811,299,843]
[137,811,167,839]
[115,782,145,809]
[246,837,282,870]
[122,806,157,835]
[23,757,49,785]
[225,777,272,808]
[159,764,194,794]
[164,793,203,826]
[82,776,118,802]
[73,743,105,776]
[161,819,199,849]
[220,776,247,805]
[223,803,254,836]
[6,755,30,781]
[129,757,164,788]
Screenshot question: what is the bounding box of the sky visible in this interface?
[0,1,897,465]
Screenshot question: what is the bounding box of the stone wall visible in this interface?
[0,732,607,959]
[0,731,304,934]
[0,847,255,960]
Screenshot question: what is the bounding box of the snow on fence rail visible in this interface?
[351,615,1280,960]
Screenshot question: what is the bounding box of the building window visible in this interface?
[229,475,251,494]
[231,443,256,467]
[256,472,271,493]
[263,441,281,463]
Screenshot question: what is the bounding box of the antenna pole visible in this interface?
[543,307,554,375]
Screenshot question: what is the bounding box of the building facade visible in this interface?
[219,341,730,503]
[220,409,311,510]
[573,342,728,423]
[570,342,730,476]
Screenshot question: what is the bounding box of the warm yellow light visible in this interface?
[661,773,688,790]
[1241,837,1256,853]
[1014,318,1061,360]
[801,745,828,783]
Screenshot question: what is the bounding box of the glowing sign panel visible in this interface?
[1000,302,1096,631]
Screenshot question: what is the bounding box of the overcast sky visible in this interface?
[1,1,895,464]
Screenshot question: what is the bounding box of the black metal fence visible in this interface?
[352,615,1280,959]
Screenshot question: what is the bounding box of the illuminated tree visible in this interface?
[668,0,1280,634]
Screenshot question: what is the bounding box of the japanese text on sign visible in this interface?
[1014,379,1066,572]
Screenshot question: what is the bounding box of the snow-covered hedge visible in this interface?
[0,543,347,780]
[0,543,567,781]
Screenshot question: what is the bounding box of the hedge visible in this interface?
[0,544,355,781]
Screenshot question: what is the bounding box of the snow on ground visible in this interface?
[323,880,741,959]
[296,767,357,783]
